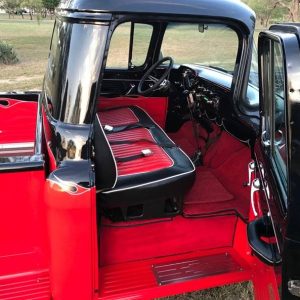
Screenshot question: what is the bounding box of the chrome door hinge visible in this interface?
[247,161,256,186]
[251,178,261,217]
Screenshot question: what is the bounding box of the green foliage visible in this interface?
[42,0,59,11]
[1,0,21,14]
[1,0,59,19]
[243,0,298,26]
[0,41,19,65]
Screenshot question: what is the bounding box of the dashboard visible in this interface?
[170,65,233,122]
[167,64,259,138]
[172,64,259,116]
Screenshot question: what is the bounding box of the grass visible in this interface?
[0,14,256,299]
[0,14,54,91]
[160,282,253,300]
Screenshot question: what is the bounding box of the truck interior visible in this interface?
[92,20,271,298]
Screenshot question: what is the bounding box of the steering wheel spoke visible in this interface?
[138,57,174,95]
[148,75,159,83]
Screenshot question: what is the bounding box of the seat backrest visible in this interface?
[93,114,117,190]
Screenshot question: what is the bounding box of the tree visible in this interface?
[20,0,43,20]
[42,0,59,18]
[244,0,299,27]
[1,0,21,18]
[277,0,300,22]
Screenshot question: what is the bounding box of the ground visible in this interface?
[0,14,254,299]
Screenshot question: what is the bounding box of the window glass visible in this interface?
[246,42,259,108]
[272,42,287,182]
[161,23,238,74]
[131,23,153,67]
[106,23,130,68]
[106,22,153,69]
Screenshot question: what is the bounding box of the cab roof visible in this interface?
[59,0,256,33]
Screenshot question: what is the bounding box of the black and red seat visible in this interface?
[94,106,195,221]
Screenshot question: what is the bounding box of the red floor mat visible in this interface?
[169,123,251,220]
[100,215,237,266]
[184,167,233,204]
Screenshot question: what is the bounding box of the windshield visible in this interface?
[161,23,239,73]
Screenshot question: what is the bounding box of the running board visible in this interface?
[153,253,242,286]
[98,248,252,299]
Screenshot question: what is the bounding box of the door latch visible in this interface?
[288,280,300,297]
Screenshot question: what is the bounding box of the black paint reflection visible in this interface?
[44,21,108,125]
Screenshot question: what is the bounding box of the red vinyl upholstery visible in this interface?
[107,129,173,176]
[94,105,195,221]
[98,96,168,128]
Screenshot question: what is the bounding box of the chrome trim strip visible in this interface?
[0,142,34,150]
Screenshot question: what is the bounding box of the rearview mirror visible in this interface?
[198,24,208,33]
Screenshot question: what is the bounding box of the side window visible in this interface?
[131,23,153,67]
[272,42,287,182]
[106,22,153,69]
[261,38,287,191]
[106,23,130,69]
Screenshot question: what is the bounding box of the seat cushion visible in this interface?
[96,106,195,191]
[94,106,195,221]
[108,128,174,176]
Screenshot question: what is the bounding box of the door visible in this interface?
[250,24,300,299]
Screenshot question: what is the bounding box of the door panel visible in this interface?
[254,24,300,299]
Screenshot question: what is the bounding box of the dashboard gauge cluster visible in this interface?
[178,65,231,121]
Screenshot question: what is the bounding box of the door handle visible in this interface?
[261,130,270,147]
[251,178,261,217]
[125,83,136,95]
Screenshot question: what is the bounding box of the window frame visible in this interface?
[260,34,288,201]
[105,21,154,70]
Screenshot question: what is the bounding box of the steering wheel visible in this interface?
[137,57,174,95]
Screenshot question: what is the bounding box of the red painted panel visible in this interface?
[0,270,50,300]
[0,98,37,144]
[0,170,50,298]
[45,180,97,300]
[98,247,252,300]
[98,96,168,128]
[100,215,237,266]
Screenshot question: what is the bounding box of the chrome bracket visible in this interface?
[251,178,261,217]
[247,161,256,186]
